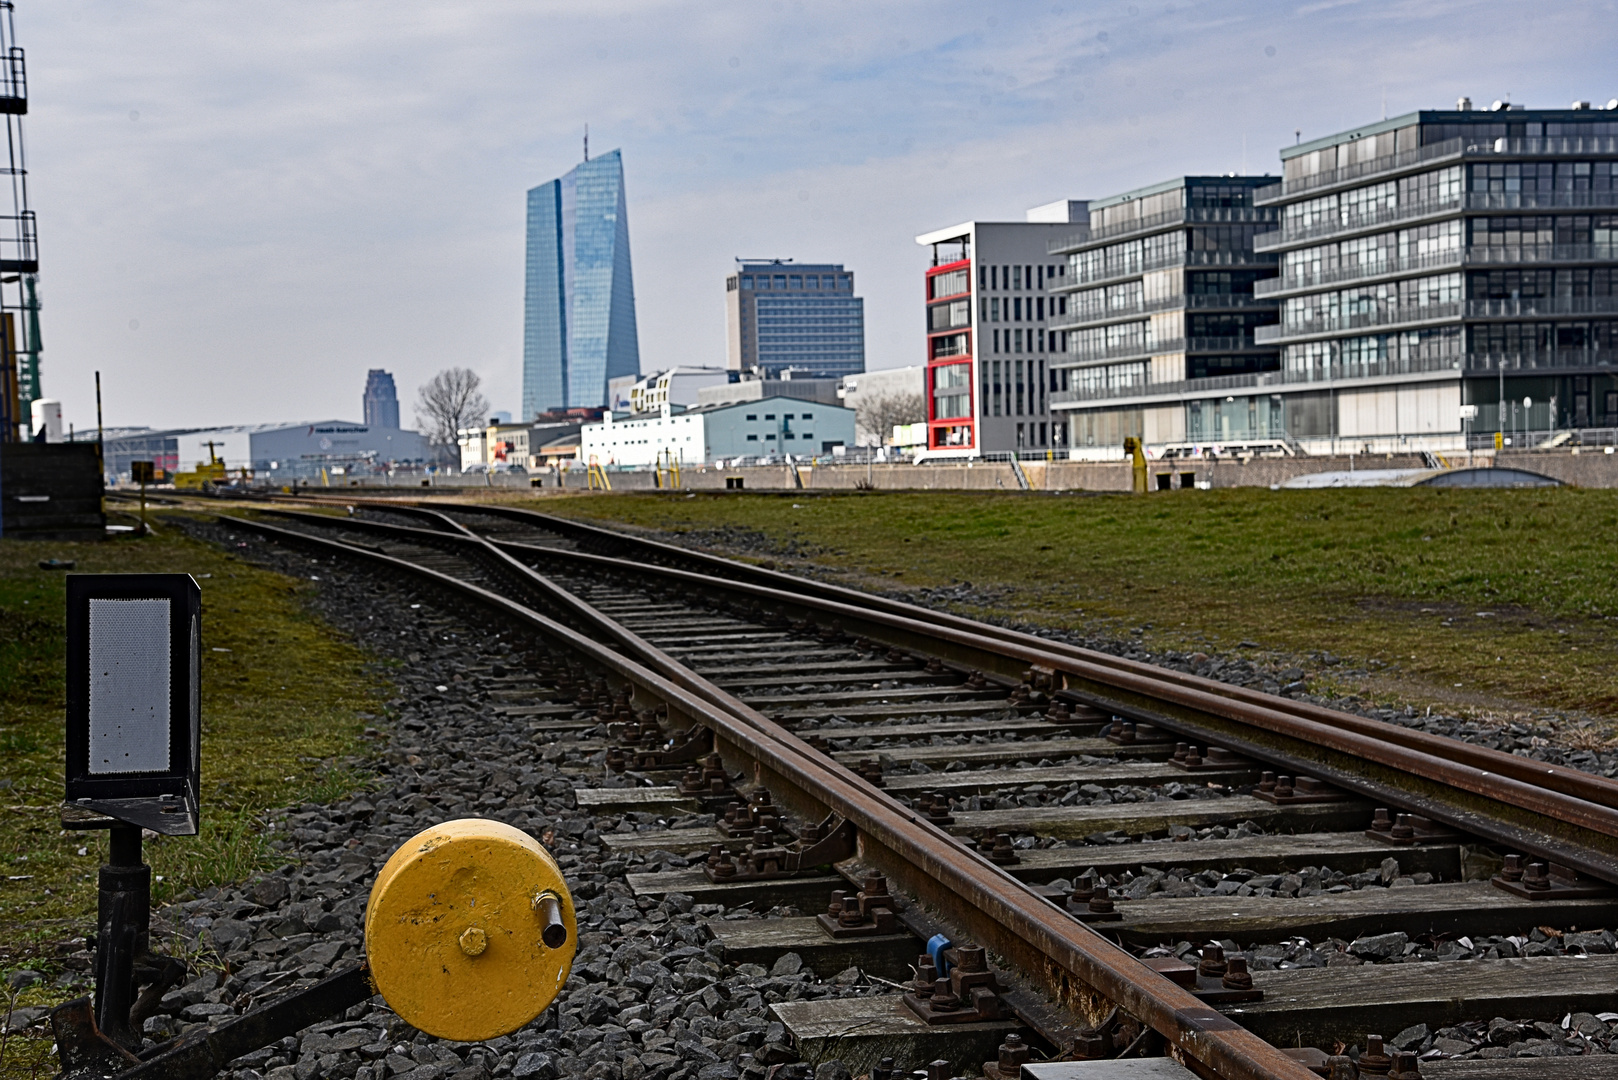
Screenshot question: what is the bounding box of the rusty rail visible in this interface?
[222,512,1319,1080]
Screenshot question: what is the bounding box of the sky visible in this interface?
[20,0,1618,433]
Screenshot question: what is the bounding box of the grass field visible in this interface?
[538,485,1618,724]
[0,516,386,1069]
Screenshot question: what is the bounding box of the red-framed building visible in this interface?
[916,206,1087,457]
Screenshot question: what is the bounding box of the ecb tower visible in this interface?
[523,149,641,418]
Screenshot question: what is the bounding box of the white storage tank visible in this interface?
[29,398,62,442]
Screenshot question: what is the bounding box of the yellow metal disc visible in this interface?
[364,818,576,1041]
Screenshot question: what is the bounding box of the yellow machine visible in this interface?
[171,440,236,491]
[365,819,576,1040]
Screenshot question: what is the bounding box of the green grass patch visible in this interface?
[534,487,1618,722]
[0,514,388,1040]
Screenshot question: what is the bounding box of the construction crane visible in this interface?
[0,0,38,442]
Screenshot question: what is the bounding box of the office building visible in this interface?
[362,369,401,430]
[1257,102,1618,450]
[914,202,1085,457]
[523,149,641,417]
[1049,101,1618,456]
[726,260,865,379]
[1048,177,1282,456]
[581,397,856,466]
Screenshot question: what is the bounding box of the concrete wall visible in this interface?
[517,449,1618,494]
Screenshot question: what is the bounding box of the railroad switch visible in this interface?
[1251,772,1348,804]
[615,724,712,771]
[979,1032,1033,1080]
[815,874,900,938]
[1103,720,1174,745]
[902,943,1008,1024]
[1365,808,1464,846]
[1169,743,1248,771]
[703,812,858,882]
[1492,854,1615,899]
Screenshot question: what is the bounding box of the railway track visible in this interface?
[207,496,1618,1079]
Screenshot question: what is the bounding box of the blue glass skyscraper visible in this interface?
[523,149,641,417]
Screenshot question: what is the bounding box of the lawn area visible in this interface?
[0,514,386,1071]
[534,486,1618,723]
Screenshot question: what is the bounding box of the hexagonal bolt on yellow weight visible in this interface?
[365,819,576,1041]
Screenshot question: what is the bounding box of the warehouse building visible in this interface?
[580,396,855,466]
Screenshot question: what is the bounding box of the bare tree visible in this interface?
[856,391,926,446]
[415,368,491,455]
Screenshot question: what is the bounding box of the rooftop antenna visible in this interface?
[1294,128,1301,145]
[583,124,589,162]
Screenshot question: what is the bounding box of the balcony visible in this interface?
[1469,349,1618,372]
[1256,135,1618,205]
[1257,301,1463,344]
[1257,243,1618,298]
[1048,206,1277,254]
[1255,190,1618,253]
[1051,292,1279,333]
[1055,249,1279,293]
[1050,351,1465,408]
[1059,334,1269,366]
[1467,296,1618,319]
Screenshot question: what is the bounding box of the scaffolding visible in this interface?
[0,1,37,442]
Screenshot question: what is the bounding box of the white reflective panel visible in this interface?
[88,598,171,774]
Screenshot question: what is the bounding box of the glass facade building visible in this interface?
[524,149,641,418]
[725,261,864,379]
[362,368,400,429]
[1047,104,1618,455]
[1048,177,1281,452]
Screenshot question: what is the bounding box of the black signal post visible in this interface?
[55,574,201,1071]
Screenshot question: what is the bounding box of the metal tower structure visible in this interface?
[0,0,38,438]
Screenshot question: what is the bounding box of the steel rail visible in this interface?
[436,500,1618,816]
[222,512,1318,1080]
[272,495,1618,823]
[249,504,1618,882]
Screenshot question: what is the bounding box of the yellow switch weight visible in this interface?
[364,819,576,1041]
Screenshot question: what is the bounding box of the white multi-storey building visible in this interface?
[914,201,1086,457]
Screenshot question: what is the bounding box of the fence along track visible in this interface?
[258,499,1618,888]
[224,509,1319,1080]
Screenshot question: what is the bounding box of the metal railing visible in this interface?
[1257,243,1618,297]
[0,209,37,272]
[1468,349,1618,372]
[1051,292,1278,332]
[1257,300,1463,343]
[1051,206,1276,252]
[1055,249,1279,292]
[1256,137,1470,204]
[1257,135,1618,204]
[1051,351,1465,406]
[1257,189,1618,251]
[1061,334,1266,365]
